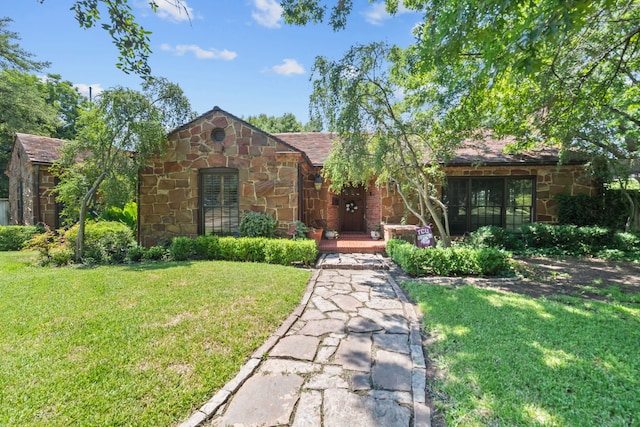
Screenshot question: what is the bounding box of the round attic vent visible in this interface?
[211,128,226,142]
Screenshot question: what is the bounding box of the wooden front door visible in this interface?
[340,185,365,232]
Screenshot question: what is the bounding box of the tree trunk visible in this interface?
[75,172,107,262]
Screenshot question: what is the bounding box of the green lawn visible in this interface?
[401,282,640,426]
[0,251,310,426]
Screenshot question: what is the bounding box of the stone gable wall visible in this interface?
[138,111,303,247]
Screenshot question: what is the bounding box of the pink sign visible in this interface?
[416,226,434,248]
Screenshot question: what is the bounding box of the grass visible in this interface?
[0,251,310,426]
[401,282,640,426]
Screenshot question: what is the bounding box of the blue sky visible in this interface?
[5,1,421,124]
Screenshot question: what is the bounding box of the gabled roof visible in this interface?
[272,132,338,167]
[170,106,314,166]
[14,133,66,165]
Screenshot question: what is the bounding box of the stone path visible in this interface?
[179,254,430,427]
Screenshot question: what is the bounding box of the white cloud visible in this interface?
[151,0,193,22]
[74,83,104,100]
[363,1,412,25]
[161,44,237,60]
[272,58,305,76]
[252,0,283,29]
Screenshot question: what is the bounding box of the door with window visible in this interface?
[340,185,365,232]
[444,177,535,234]
[200,168,239,235]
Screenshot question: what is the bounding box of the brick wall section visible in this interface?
[444,164,597,224]
[138,110,303,247]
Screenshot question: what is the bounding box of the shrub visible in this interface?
[0,225,42,251]
[50,246,74,267]
[387,239,512,277]
[467,223,640,260]
[65,221,135,264]
[127,245,146,262]
[291,221,310,240]
[264,238,318,266]
[169,237,194,261]
[144,246,167,261]
[466,225,522,250]
[162,235,317,266]
[193,235,220,260]
[239,212,277,238]
[100,202,137,231]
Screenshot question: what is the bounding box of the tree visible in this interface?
[53,77,192,261]
[0,70,58,196]
[0,70,89,197]
[284,0,640,230]
[310,42,455,246]
[0,17,49,72]
[35,0,188,76]
[40,74,88,140]
[244,113,304,133]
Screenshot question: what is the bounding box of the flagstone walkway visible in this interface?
[179,253,430,427]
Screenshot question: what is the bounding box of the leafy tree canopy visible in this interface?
[53,77,192,260]
[0,17,49,72]
[36,1,188,76]
[311,42,455,246]
[288,0,640,230]
[244,112,305,133]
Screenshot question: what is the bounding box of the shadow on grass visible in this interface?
[402,282,640,426]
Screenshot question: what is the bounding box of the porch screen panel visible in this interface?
[506,178,534,229]
[470,178,503,230]
[201,169,239,235]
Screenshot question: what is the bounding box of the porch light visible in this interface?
[314,175,323,191]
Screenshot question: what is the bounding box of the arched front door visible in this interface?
[340,185,365,232]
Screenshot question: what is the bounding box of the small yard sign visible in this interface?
[416,226,434,248]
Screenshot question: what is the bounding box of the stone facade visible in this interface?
[5,134,61,226]
[138,108,305,247]
[444,163,596,224]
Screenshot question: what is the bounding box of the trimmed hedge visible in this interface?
[0,226,43,251]
[386,239,511,277]
[467,224,640,260]
[168,235,318,266]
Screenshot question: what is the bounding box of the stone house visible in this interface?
[4,109,596,241]
[5,133,64,227]
[138,107,597,246]
[138,107,408,246]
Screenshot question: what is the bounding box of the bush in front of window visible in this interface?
[467,224,640,260]
[239,212,278,238]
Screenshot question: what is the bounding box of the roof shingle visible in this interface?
[15,133,66,165]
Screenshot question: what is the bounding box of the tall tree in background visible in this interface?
[311,43,455,246]
[0,17,49,72]
[283,0,640,229]
[53,77,192,261]
[244,113,304,133]
[0,19,87,197]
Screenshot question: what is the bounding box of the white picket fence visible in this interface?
[0,199,9,225]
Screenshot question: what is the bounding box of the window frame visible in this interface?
[444,176,536,234]
[198,167,240,236]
